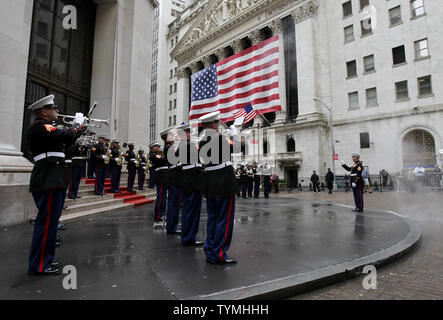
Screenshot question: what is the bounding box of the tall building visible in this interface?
[165,0,443,187]
[0,0,158,225]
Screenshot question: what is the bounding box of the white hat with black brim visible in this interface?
[28,95,57,112]
[199,111,220,123]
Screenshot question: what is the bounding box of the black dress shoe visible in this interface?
[29,266,61,276]
[68,197,76,200]
[57,224,66,231]
[51,261,61,268]
[184,241,204,247]
[56,240,61,248]
[167,230,181,235]
[76,196,82,199]
[62,205,68,210]
[223,258,237,264]
[206,258,237,265]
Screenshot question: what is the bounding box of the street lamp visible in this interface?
[314,97,337,190]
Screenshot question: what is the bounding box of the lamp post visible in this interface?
[314,97,337,190]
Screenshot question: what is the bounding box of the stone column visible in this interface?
[230,39,243,54]
[215,48,227,61]
[176,68,191,122]
[269,19,287,124]
[249,29,263,46]
[201,56,212,68]
[0,0,36,226]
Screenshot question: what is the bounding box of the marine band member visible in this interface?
[342,153,365,212]
[27,94,86,276]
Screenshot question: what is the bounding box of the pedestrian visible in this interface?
[274,174,280,194]
[325,168,334,194]
[311,170,320,194]
[381,169,389,190]
[362,165,372,194]
[341,153,365,212]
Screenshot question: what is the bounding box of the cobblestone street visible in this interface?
[277,190,443,300]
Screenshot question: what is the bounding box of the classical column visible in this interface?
[230,39,243,54]
[189,62,200,74]
[215,48,227,61]
[177,68,191,122]
[268,19,287,124]
[249,29,263,46]
[0,0,35,226]
[201,56,212,68]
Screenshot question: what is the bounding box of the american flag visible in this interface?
[233,104,257,124]
[189,35,282,121]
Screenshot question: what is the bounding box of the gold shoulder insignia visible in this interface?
[43,124,56,132]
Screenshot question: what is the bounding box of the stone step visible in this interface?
[63,198,124,215]
[65,194,114,206]
[128,198,155,208]
[60,203,133,222]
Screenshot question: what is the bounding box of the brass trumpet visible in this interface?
[58,101,110,128]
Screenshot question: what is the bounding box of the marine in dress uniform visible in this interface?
[104,138,111,179]
[87,132,96,179]
[27,95,86,276]
[199,111,240,265]
[247,164,254,198]
[252,163,261,199]
[262,163,272,199]
[239,163,249,199]
[150,140,169,223]
[66,142,87,199]
[164,129,182,235]
[342,154,365,212]
[176,123,204,246]
[137,149,147,190]
[91,136,107,196]
[109,140,122,193]
[125,143,137,193]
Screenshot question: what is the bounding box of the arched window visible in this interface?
[402,129,436,167]
[287,138,295,152]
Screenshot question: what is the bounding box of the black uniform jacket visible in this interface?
[150,151,169,185]
[139,155,147,169]
[178,141,204,193]
[165,144,182,188]
[28,119,84,193]
[199,131,239,198]
[109,147,121,170]
[342,162,364,187]
[68,143,87,167]
[91,143,107,168]
[125,149,137,170]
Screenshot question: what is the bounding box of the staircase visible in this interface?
[61,171,156,222]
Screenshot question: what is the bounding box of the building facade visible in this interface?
[164,0,443,186]
[0,0,157,226]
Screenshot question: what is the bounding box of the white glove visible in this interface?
[115,158,119,161]
[341,161,345,165]
[73,113,86,125]
[102,155,107,160]
[229,125,238,136]
[352,182,357,188]
[131,159,136,162]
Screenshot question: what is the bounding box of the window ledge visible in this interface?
[363,70,376,75]
[396,98,410,103]
[348,107,360,111]
[389,21,403,28]
[343,14,353,20]
[418,93,434,99]
[411,13,427,21]
[346,75,358,80]
[344,39,355,45]
[415,55,431,62]
[393,62,407,68]
[360,32,373,39]
[365,104,379,108]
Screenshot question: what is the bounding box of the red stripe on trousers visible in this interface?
[39,190,53,272]
[220,195,234,262]
[157,185,163,220]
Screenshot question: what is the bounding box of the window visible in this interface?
[173,116,176,125]
[171,39,174,47]
[287,138,296,152]
[170,70,173,79]
[344,25,355,42]
[389,6,402,25]
[418,75,433,96]
[342,1,353,18]
[392,45,406,65]
[366,88,378,107]
[414,38,429,59]
[360,132,370,149]
[169,117,172,126]
[361,19,372,36]
[346,60,357,78]
[173,99,177,109]
[411,0,425,18]
[395,81,409,100]
[169,85,173,94]
[348,91,359,110]
[360,0,369,10]
[169,100,172,110]
[174,83,177,93]
[363,54,375,73]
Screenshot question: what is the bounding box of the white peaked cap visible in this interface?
[28,95,55,111]
[199,111,220,123]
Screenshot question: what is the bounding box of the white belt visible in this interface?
[205,161,233,172]
[170,163,182,170]
[65,160,72,164]
[182,164,203,171]
[34,152,65,162]
[155,166,169,172]
[72,157,85,160]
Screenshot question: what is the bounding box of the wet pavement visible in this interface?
[0,198,417,300]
